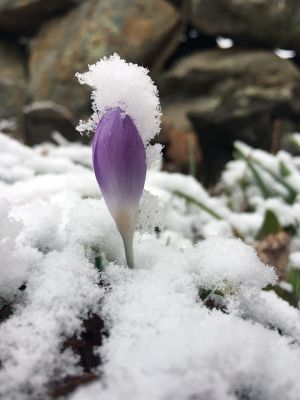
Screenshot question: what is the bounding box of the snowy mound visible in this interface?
[0,133,300,400]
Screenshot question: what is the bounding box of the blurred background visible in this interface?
[1,0,300,186]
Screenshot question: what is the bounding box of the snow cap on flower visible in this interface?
[76,53,162,166]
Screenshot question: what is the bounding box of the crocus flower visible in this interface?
[77,54,161,266]
[92,107,146,268]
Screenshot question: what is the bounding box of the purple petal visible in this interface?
[92,107,146,224]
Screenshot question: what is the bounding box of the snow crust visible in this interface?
[0,199,38,300]
[190,237,275,291]
[1,133,300,400]
[0,245,103,400]
[70,247,297,400]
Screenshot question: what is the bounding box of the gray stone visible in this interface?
[23,101,79,146]
[160,49,300,184]
[0,0,80,35]
[0,40,26,140]
[190,0,300,51]
[29,0,181,120]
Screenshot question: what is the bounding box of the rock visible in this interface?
[0,0,80,35]
[160,49,300,184]
[0,40,26,118]
[254,231,291,279]
[161,104,202,176]
[167,0,188,10]
[23,101,79,146]
[163,128,202,176]
[29,0,181,119]
[0,40,26,140]
[190,0,300,51]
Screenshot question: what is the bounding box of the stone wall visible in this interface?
[2,0,300,183]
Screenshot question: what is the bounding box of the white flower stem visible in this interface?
[116,213,136,269]
[121,231,135,269]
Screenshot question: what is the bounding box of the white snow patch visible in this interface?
[0,199,38,300]
[1,133,300,400]
[70,254,297,400]
[0,245,103,400]
[76,53,161,146]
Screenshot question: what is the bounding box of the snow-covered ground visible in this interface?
[1,133,300,400]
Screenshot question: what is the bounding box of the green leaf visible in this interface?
[234,146,273,199]
[279,161,291,177]
[95,254,103,271]
[287,267,300,301]
[255,209,281,240]
[234,142,297,204]
[198,288,225,301]
[173,191,223,220]
[198,288,213,301]
[252,159,297,204]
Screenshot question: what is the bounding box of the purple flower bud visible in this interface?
[92,108,146,268]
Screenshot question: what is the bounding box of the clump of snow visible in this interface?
[190,237,276,291]
[289,251,300,269]
[64,196,124,265]
[76,53,161,146]
[201,219,233,238]
[145,142,163,170]
[0,133,91,184]
[0,245,103,400]
[69,246,296,400]
[73,314,300,400]
[0,199,38,300]
[278,280,293,293]
[235,289,300,343]
[136,190,164,235]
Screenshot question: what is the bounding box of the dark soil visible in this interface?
[51,313,107,398]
